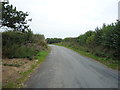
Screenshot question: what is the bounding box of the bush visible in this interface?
[2,31,48,59]
[59,21,120,60]
[46,38,62,44]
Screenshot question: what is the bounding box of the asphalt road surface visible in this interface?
[24,45,119,88]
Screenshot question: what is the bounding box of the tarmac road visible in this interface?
[24,45,119,88]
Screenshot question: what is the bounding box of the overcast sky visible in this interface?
[9,0,119,38]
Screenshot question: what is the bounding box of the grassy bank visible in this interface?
[54,44,119,70]
[2,49,50,88]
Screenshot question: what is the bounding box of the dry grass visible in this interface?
[2,58,38,87]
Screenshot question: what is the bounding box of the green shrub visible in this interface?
[58,21,120,60]
[2,31,48,59]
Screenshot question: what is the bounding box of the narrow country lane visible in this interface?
[24,45,119,88]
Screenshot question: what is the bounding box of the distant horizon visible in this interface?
[38,20,118,39]
[0,20,118,39]
[1,0,119,38]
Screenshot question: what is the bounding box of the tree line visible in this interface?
[47,21,120,60]
[75,22,120,60]
[46,38,62,44]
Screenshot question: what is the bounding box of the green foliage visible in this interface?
[59,21,120,60]
[46,38,62,44]
[86,33,95,47]
[2,30,32,46]
[35,51,49,61]
[2,31,48,59]
[1,3,48,59]
[1,3,30,32]
[77,31,94,45]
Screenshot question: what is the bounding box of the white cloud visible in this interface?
[9,0,119,38]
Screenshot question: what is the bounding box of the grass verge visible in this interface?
[2,49,50,88]
[54,44,119,70]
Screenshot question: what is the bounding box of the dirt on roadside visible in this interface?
[2,58,38,87]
